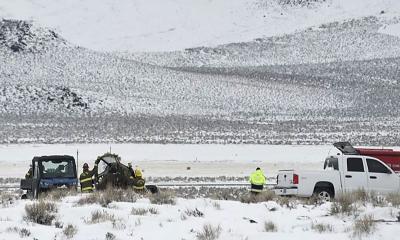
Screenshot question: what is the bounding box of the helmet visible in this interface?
[83,163,89,169]
[128,163,132,167]
[256,167,261,171]
[134,168,142,177]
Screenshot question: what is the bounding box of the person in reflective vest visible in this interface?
[249,167,266,194]
[132,167,145,192]
[80,160,99,193]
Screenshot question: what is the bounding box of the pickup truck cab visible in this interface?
[274,145,400,201]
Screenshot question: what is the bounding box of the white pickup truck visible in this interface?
[274,143,400,201]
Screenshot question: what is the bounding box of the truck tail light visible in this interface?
[293,174,299,184]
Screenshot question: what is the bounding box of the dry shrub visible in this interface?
[40,188,77,201]
[105,232,116,240]
[386,193,400,207]
[0,191,17,207]
[112,219,127,230]
[77,188,138,207]
[6,227,31,238]
[311,223,333,233]
[276,196,297,209]
[148,190,176,205]
[24,201,58,225]
[55,220,63,228]
[264,221,277,232]
[148,207,159,215]
[330,193,357,216]
[87,210,116,224]
[212,201,221,210]
[196,224,222,240]
[63,224,78,239]
[353,215,376,237]
[240,190,275,203]
[180,213,188,221]
[353,189,369,203]
[184,208,204,218]
[300,195,321,206]
[369,192,386,207]
[131,207,148,216]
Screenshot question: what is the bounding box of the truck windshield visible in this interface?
[324,157,339,170]
[39,159,75,178]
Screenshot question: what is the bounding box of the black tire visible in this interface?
[313,187,334,202]
[145,185,159,194]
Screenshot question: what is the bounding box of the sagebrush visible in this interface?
[77,188,138,207]
[24,201,58,225]
[311,223,333,233]
[353,215,376,237]
[6,227,31,238]
[63,224,78,239]
[330,193,357,216]
[148,190,176,205]
[196,224,222,240]
[264,221,277,232]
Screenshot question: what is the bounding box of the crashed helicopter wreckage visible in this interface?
[94,152,158,193]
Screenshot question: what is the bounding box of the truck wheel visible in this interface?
[314,188,333,202]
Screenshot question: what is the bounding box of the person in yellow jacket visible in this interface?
[249,167,266,194]
[132,167,145,192]
[79,160,99,193]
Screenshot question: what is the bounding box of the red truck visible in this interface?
[334,142,400,173]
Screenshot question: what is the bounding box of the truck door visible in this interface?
[366,158,399,194]
[343,157,368,192]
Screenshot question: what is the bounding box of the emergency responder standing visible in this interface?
[132,166,145,192]
[79,159,99,193]
[25,165,33,179]
[249,167,266,194]
[128,162,135,180]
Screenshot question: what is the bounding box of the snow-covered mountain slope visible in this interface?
[1,0,400,52]
[0,18,400,145]
[128,17,400,67]
[0,20,353,118]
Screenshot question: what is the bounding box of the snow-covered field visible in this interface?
[0,186,399,239]
[0,144,341,178]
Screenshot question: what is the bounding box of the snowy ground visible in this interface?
[0,189,399,239]
[0,144,342,178]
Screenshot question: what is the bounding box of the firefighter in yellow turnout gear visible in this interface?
[128,163,145,192]
[132,165,145,192]
[249,167,266,194]
[80,160,99,193]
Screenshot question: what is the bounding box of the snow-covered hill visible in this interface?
[1,1,400,145]
[1,0,400,52]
